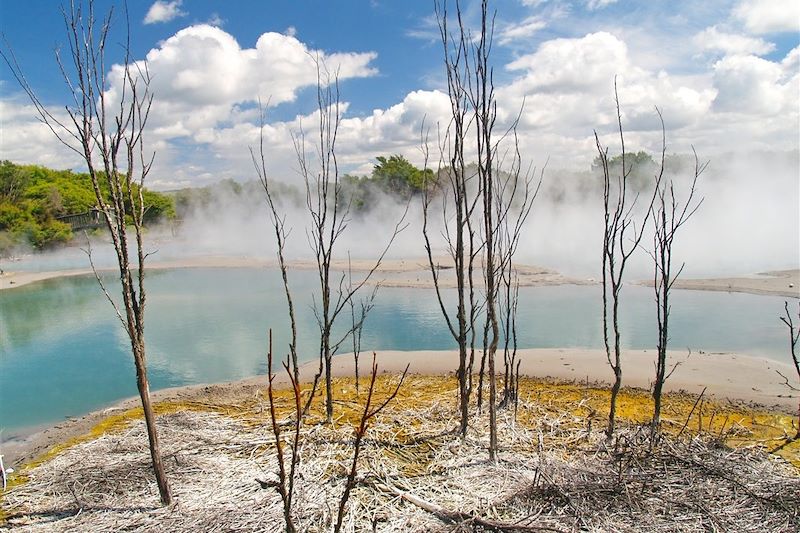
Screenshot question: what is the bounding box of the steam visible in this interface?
[171,180,427,262]
[521,149,799,279]
[169,147,798,281]
[2,149,797,281]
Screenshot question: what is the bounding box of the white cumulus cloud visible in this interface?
[694,25,776,56]
[712,51,798,115]
[144,0,186,25]
[0,97,84,170]
[498,31,715,159]
[104,25,378,142]
[506,32,635,94]
[732,0,800,34]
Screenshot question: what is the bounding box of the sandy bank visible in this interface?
[322,348,798,411]
[0,255,591,291]
[0,255,272,290]
[4,254,798,298]
[3,347,796,468]
[639,269,800,299]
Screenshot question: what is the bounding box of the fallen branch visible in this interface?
[369,478,569,532]
[677,386,706,439]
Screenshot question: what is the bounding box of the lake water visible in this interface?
[0,267,792,435]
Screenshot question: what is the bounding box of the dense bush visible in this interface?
[0,160,175,254]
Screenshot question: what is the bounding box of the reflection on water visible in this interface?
[0,267,791,433]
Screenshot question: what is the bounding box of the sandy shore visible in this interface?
[0,254,592,291]
[4,254,797,298]
[639,269,800,299]
[0,255,272,290]
[3,347,796,468]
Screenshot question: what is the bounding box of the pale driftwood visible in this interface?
[370,479,569,532]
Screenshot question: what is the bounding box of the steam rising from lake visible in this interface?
[523,149,799,278]
[3,149,797,280]
[173,148,798,280]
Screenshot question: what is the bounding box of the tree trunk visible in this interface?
[133,342,171,504]
[607,365,621,439]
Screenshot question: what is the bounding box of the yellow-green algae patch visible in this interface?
[2,374,797,525]
[246,375,799,467]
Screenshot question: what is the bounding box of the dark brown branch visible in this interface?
[263,330,297,533]
[334,354,409,532]
[778,300,800,437]
[649,108,704,433]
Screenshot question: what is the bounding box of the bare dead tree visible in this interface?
[252,103,300,386]
[469,0,503,461]
[499,269,519,410]
[422,0,483,439]
[496,138,541,410]
[429,1,535,458]
[252,106,306,532]
[778,301,800,438]
[260,330,303,533]
[333,353,409,533]
[595,80,659,440]
[650,110,705,432]
[293,59,407,423]
[1,0,171,504]
[347,254,378,395]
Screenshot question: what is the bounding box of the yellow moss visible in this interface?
[274,372,800,469]
[4,374,797,518]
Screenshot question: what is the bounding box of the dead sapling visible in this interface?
[496,134,541,411]
[258,329,303,533]
[648,109,705,434]
[345,253,378,395]
[292,59,407,423]
[423,0,484,439]
[777,301,800,439]
[334,353,409,533]
[251,101,301,386]
[595,80,660,440]
[469,0,504,462]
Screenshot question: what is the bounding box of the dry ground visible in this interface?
[2,376,799,532]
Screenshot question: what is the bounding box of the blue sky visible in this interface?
[1,0,798,189]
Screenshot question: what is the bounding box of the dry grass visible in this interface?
[2,376,799,532]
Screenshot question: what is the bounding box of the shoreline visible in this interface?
[636,269,800,299]
[3,347,796,469]
[0,255,591,291]
[2,254,797,297]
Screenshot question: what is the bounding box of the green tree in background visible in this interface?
[339,154,435,214]
[372,154,434,199]
[592,150,657,193]
[0,161,174,254]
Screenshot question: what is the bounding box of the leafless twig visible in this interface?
[334,353,409,532]
[778,301,800,438]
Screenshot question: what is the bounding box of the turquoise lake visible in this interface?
[0,267,792,435]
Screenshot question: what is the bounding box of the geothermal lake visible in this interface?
[0,267,792,434]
